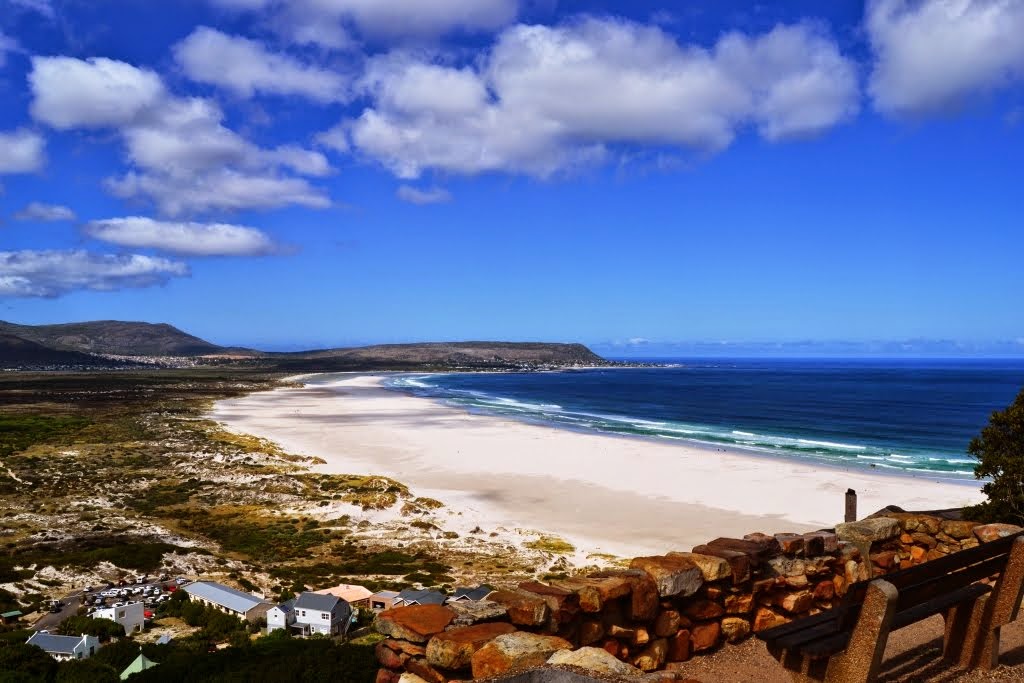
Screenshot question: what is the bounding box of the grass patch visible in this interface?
[0,414,91,459]
[525,536,576,554]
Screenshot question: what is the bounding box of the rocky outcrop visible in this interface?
[375,512,1007,681]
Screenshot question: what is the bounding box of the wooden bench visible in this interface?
[757,531,1024,682]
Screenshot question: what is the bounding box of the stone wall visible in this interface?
[373,516,1023,683]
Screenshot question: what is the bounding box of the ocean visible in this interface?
[383,359,1024,478]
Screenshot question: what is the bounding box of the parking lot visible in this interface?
[34,576,191,631]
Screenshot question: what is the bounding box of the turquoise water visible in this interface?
[383,359,1024,477]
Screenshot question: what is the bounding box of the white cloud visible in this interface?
[0,31,18,67]
[344,18,859,178]
[106,169,330,216]
[0,250,188,298]
[174,27,348,102]
[7,0,54,18]
[29,57,166,129]
[209,0,518,43]
[396,185,452,204]
[29,56,332,215]
[0,129,46,174]
[84,217,279,256]
[867,0,1024,115]
[14,202,75,221]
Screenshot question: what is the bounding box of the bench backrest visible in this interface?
[835,531,1024,631]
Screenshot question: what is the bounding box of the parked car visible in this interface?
[175,578,188,585]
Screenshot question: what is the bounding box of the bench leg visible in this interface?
[823,580,898,683]
[942,593,989,668]
[966,536,1024,671]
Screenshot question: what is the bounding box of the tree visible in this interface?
[57,615,124,642]
[965,388,1024,524]
[0,642,58,682]
[55,658,119,683]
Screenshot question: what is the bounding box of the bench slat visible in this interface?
[895,554,1004,611]
[800,582,991,659]
[755,609,838,645]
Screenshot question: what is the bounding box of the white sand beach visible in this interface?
[211,374,987,559]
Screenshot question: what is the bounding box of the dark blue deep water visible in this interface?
[384,359,1024,477]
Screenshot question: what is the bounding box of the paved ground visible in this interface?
[670,615,1024,682]
[31,590,82,632]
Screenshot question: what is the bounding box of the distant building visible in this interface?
[314,583,373,609]
[183,581,272,622]
[1,610,23,624]
[395,589,446,607]
[448,586,493,603]
[265,599,295,634]
[120,652,159,679]
[26,632,100,661]
[369,591,400,612]
[94,601,145,635]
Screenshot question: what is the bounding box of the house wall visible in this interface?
[94,602,145,635]
[266,607,294,633]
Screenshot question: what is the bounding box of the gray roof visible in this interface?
[183,581,267,614]
[294,592,341,612]
[398,589,446,605]
[451,586,492,601]
[372,591,399,599]
[271,598,295,614]
[26,632,85,654]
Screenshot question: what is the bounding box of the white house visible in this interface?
[268,592,351,637]
[266,599,295,634]
[25,632,100,661]
[94,601,145,635]
[183,581,273,623]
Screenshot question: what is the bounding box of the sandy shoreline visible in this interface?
[211,374,986,559]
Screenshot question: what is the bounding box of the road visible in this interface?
[31,589,83,632]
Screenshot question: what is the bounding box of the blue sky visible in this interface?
[0,0,1022,354]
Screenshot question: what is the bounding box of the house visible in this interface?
[1,610,23,625]
[265,599,295,634]
[120,652,158,679]
[25,632,100,661]
[182,581,273,623]
[368,590,400,612]
[448,586,493,603]
[314,583,373,609]
[94,601,145,635]
[395,589,446,607]
[292,593,352,637]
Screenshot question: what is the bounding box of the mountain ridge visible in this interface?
[0,320,608,369]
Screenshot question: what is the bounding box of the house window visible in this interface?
[323,612,329,620]
[300,610,306,617]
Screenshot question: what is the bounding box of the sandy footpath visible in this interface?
[210,374,986,559]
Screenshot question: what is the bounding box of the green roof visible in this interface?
[1,610,22,618]
[120,653,159,680]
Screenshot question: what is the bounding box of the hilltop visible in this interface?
[0,320,232,357]
[0,320,609,371]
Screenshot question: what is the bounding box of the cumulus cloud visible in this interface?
[14,202,76,221]
[0,250,189,298]
[174,27,348,101]
[0,129,46,174]
[867,0,1024,115]
[29,57,166,129]
[396,185,453,204]
[29,56,331,215]
[84,217,279,256]
[343,18,859,178]
[209,0,518,43]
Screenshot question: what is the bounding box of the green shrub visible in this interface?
[965,388,1024,524]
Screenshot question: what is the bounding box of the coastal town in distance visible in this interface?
[2,1,1024,682]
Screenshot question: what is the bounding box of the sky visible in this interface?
[0,0,1022,354]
